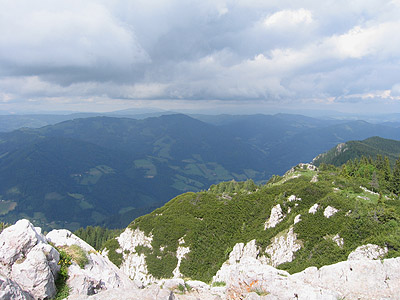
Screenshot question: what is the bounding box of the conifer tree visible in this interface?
[392,157,400,194]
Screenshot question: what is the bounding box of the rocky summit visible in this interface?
[0,219,400,299]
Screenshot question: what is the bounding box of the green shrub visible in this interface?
[52,248,72,300]
[103,238,123,267]
[212,281,226,287]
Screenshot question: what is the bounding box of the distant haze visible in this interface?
[1,1,400,114]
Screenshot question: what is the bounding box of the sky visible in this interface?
[1,0,400,115]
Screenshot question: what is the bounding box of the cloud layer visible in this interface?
[1,0,400,112]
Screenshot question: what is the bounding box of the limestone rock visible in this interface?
[47,228,136,297]
[308,203,319,214]
[293,214,301,224]
[46,229,93,252]
[0,219,58,300]
[185,280,210,291]
[287,195,301,202]
[347,244,388,261]
[310,174,318,183]
[293,257,400,299]
[113,227,155,285]
[227,239,259,266]
[160,278,185,291]
[264,227,302,267]
[332,234,344,248]
[0,275,33,300]
[172,238,190,278]
[0,219,47,275]
[323,206,338,218]
[216,256,338,300]
[264,204,285,229]
[11,243,59,299]
[214,240,262,285]
[214,250,400,299]
[66,286,176,300]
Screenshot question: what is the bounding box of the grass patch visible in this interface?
[61,245,88,269]
[52,248,72,300]
[212,281,226,287]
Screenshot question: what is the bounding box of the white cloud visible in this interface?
[264,8,313,27]
[1,0,400,113]
[327,21,400,59]
[0,0,149,79]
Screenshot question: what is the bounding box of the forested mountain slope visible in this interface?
[313,136,400,167]
[1,113,400,231]
[104,160,400,283]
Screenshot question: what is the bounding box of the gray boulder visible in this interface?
[47,229,137,297]
[0,275,33,300]
[0,219,59,300]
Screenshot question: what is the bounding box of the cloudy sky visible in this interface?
[1,0,400,114]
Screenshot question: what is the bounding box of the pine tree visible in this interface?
[391,157,400,194]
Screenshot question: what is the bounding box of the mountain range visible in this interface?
[0,113,400,230]
[313,136,400,166]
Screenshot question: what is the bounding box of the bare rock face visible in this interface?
[172,238,190,278]
[46,229,136,297]
[287,195,301,202]
[0,219,47,274]
[323,206,338,218]
[112,227,156,285]
[0,219,59,300]
[293,214,301,225]
[264,227,302,267]
[264,204,285,229]
[308,203,319,214]
[347,244,388,261]
[10,243,59,299]
[46,229,93,252]
[213,249,400,300]
[214,256,339,300]
[293,257,400,300]
[213,240,262,285]
[0,275,33,300]
[66,286,176,300]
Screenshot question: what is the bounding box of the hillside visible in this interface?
[1,113,400,231]
[104,161,400,283]
[313,136,400,166]
[0,115,269,230]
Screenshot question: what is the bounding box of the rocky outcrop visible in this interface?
[347,244,388,261]
[308,203,319,214]
[172,238,190,278]
[0,220,139,300]
[287,195,301,202]
[214,256,339,299]
[293,257,400,300]
[110,227,155,285]
[2,219,400,300]
[332,234,344,248]
[323,206,338,218]
[293,214,301,224]
[47,229,136,297]
[264,204,285,229]
[0,275,33,300]
[66,286,175,300]
[264,227,302,267]
[214,251,400,300]
[310,174,318,182]
[0,219,59,300]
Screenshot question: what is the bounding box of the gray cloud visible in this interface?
[1,0,400,112]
